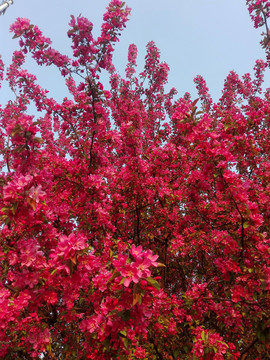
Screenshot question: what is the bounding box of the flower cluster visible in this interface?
[114,245,158,287]
[247,0,270,64]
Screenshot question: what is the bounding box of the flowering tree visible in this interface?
[0,0,270,359]
[247,0,270,64]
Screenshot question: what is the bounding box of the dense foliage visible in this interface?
[0,0,270,358]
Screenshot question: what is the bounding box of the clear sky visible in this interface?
[0,0,269,105]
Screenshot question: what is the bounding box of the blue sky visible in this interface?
[0,0,269,105]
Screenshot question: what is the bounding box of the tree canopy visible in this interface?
[0,0,270,359]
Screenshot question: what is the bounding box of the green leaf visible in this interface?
[103,338,110,351]
[146,277,160,290]
[122,336,129,349]
[119,330,127,337]
[221,341,229,348]
[243,222,249,229]
[10,203,18,215]
[119,277,126,285]
[1,207,9,214]
[201,330,206,341]
[50,269,58,276]
[157,262,166,268]
[173,348,180,358]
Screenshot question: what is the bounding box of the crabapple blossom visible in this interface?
[0,0,269,359]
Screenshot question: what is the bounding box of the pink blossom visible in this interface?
[10,18,31,37]
[120,263,140,287]
[3,174,33,201]
[130,244,143,259]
